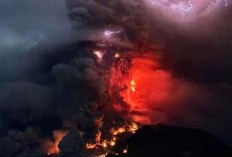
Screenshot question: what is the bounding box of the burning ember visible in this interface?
[85,123,139,150]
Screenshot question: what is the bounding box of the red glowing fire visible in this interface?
[110,52,173,124]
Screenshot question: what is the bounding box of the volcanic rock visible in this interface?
[108,124,231,157]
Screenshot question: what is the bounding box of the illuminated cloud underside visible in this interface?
[145,0,229,21]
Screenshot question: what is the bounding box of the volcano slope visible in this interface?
[107,124,231,157]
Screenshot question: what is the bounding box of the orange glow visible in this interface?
[47,130,68,155]
[111,127,126,136]
[86,143,97,149]
[101,140,108,148]
[118,127,126,133]
[86,124,139,151]
[110,140,116,146]
[128,123,138,134]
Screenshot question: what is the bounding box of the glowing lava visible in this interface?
[85,123,138,151]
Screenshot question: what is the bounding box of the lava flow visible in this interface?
[85,122,138,150]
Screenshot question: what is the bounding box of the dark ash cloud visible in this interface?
[0,0,232,156]
[67,0,232,145]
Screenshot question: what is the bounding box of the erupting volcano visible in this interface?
[1,0,232,157]
[57,44,178,157]
[44,46,174,157]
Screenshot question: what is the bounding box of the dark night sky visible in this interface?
[0,0,232,156]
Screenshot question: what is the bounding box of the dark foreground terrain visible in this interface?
[108,124,231,157]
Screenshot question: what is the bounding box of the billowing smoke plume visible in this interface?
[66,0,232,144]
[0,42,108,156]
